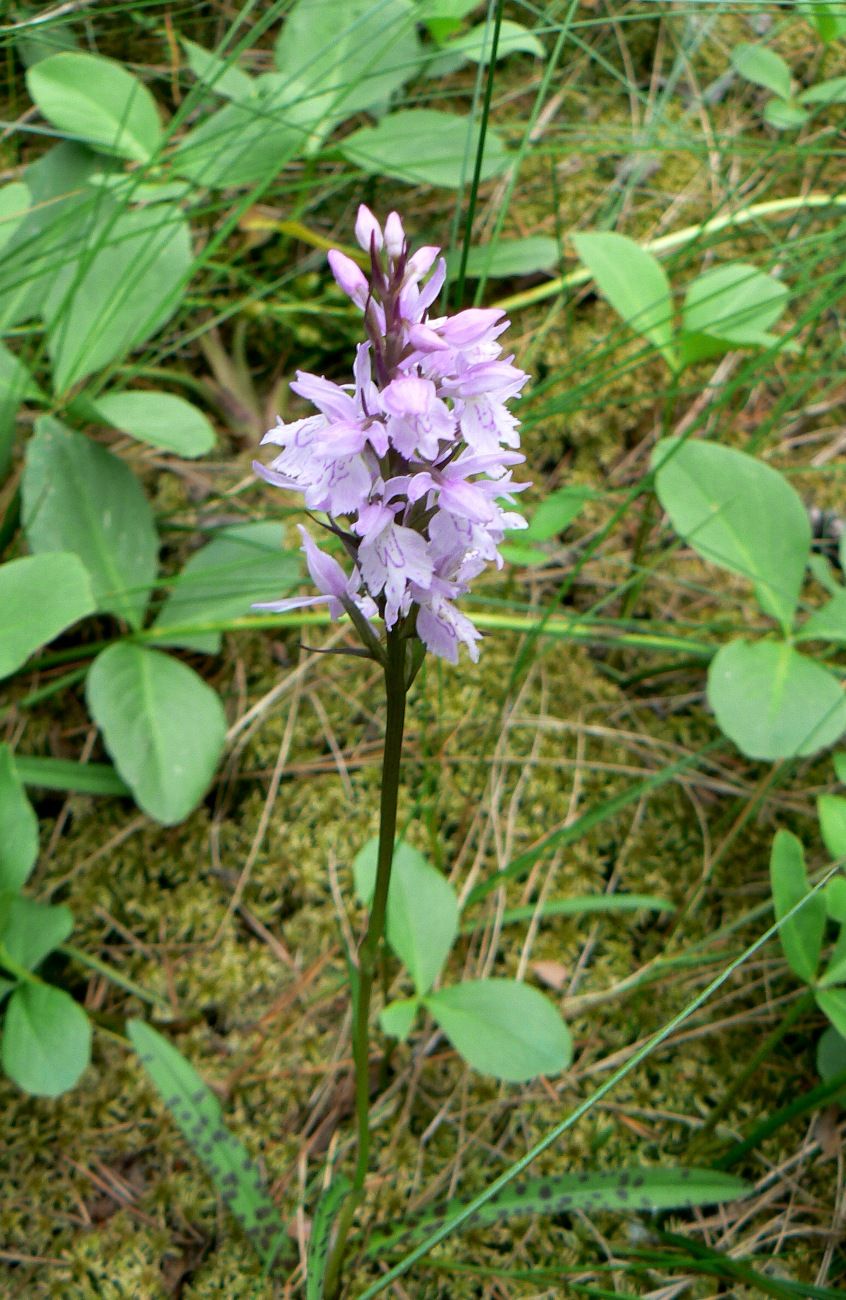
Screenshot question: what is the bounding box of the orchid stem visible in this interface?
[324,628,408,1296]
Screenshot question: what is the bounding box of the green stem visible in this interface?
[324,628,408,1297]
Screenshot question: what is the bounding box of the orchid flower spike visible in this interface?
[254,205,530,665]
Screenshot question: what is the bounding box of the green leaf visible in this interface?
[801,3,846,44]
[0,895,73,971]
[763,97,809,130]
[818,795,846,860]
[825,876,846,923]
[524,486,595,541]
[452,235,560,281]
[820,924,846,987]
[367,1166,750,1255]
[172,86,320,187]
[128,1019,289,1266]
[306,1174,352,1300]
[769,830,825,983]
[652,438,810,631]
[43,202,192,392]
[339,110,511,189]
[481,892,675,931]
[424,979,571,1082]
[353,840,458,995]
[571,232,677,369]
[181,38,254,101]
[835,752,846,784]
[151,522,301,654]
[23,417,159,630]
[0,182,31,255]
[730,43,792,99]
[800,75,846,104]
[274,0,422,126]
[418,0,479,42]
[817,988,846,1038]
[681,263,787,350]
[0,144,110,334]
[26,52,163,163]
[14,755,129,798]
[798,589,846,644]
[86,644,226,825]
[817,1026,846,1085]
[499,542,548,567]
[0,552,96,680]
[380,997,419,1041]
[708,640,846,760]
[1,983,90,1096]
[91,390,216,458]
[425,19,545,77]
[0,746,38,892]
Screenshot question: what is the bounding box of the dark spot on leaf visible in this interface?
[538,1184,553,1201]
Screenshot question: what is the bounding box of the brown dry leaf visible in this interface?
[531,960,569,991]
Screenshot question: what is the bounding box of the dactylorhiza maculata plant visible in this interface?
[254,206,530,1290]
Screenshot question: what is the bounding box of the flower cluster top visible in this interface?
[254,205,529,664]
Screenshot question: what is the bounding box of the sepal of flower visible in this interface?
[255,205,531,663]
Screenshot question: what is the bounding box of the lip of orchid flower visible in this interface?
[254,208,530,664]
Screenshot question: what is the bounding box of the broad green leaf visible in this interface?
[817,988,846,1038]
[800,75,846,104]
[817,1027,846,1086]
[424,979,571,1082]
[0,896,73,971]
[128,1020,289,1266]
[339,110,511,189]
[151,522,301,654]
[0,339,44,475]
[23,418,159,630]
[571,232,677,369]
[825,877,846,923]
[0,747,38,892]
[26,52,163,163]
[306,1175,352,1300]
[0,144,109,333]
[0,182,30,255]
[452,235,559,281]
[0,552,95,680]
[367,1167,750,1254]
[380,997,419,1041]
[274,0,422,127]
[172,85,320,187]
[708,641,846,760]
[798,589,846,644]
[353,840,458,995]
[2,983,90,1096]
[86,644,226,824]
[730,43,792,99]
[682,263,787,345]
[181,38,254,101]
[418,0,479,42]
[499,542,548,567]
[91,390,216,458]
[769,830,825,983]
[801,3,846,43]
[652,438,810,630]
[820,925,846,987]
[763,98,809,130]
[44,203,192,391]
[818,795,846,860]
[524,486,595,541]
[14,755,129,798]
[425,19,545,77]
